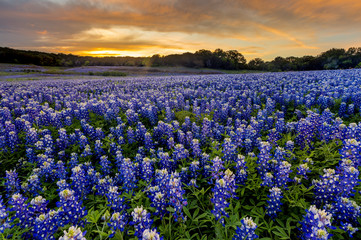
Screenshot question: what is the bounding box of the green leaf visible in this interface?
[183,206,192,220]
[167,206,175,213]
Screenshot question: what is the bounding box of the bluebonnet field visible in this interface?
[1,69,361,240]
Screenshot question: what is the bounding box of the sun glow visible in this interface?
[78,50,144,57]
[77,48,188,57]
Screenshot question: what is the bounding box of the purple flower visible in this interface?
[266,187,283,219]
[108,211,127,237]
[299,205,333,240]
[233,217,258,240]
[130,206,153,238]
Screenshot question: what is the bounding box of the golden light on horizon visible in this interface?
[78,50,144,57]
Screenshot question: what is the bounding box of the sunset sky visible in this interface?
[1,0,361,60]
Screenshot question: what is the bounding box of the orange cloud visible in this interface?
[256,24,318,50]
[36,30,48,35]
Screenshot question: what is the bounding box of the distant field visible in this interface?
[0,64,231,80]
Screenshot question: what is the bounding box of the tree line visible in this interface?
[1,46,361,71]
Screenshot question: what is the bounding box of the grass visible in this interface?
[0,71,28,76]
[88,71,127,77]
[217,69,266,74]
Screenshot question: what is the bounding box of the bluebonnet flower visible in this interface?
[148,186,167,218]
[119,158,137,191]
[266,187,283,219]
[312,169,340,206]
[135,122,147,142]
[79,135,89,149]
[106,186,127,213]
[318,122,334,143]
[340,222,358,238]
[177,130,186,146]
[127,127,136,144]
[94,140,105,157]
[9,193,34,229]
[274,161,292,188]
[57,179,70,192]
[108,211,127,238]
[189,160,200,179]
[69,152,79,169]
[200,152,210,170]
[8,131,19,152]
[299,205,333,240]
[191,139,202,158]
[24,173,42,196]
[275,118,285,133]
[295,118,314,150]
[223,169,237,198]
[233,217,258,240]
[265,98,275,115]
[26,127,38,146]
[180,167,189,184]
[158,151,175,172]
[339,139,361,167]
[142,228,163,240]
[96,177,114,196]
[5,169,20,197]
[130,206,153,238]
[164,136,173,149]
[111,124,124,139]
[26,147,37,163]
[100,155,111,176]
[42,134,54,150]
[126,109,139,125]
[71,165,90,199]
[188,178,198,188]
[268,128,281,146]
[30,195,48,215]
[141,157,154,181]
[165,106,173,122]
[173,144,188,164]
[64,116,72,126]
[261,172,274,187]
[55,160,67,180]
[33,209,60,240]
[201,117,212,141]
[81,144,92,158]
[328,197,361,226]
[57,189,87,227]
[266,116,274,129]
[59,226,86,240]
[211,156,224,182]
[222,138,237,163]
[168,174,187,222]
[144,132,154,150]
[0,196,9,233]
[257,141,272,179]
[345,123,359,140]
[235,155,248,185]
[95,127,105,140]
[211,176,232,225]
[57,128,69,151]
[339,102,347,117]
[297,163,311,179]
[285,140,294,153]
[244,138,253,153]
[338,163,359,197]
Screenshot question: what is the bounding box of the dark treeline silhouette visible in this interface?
[1,46,361,71]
